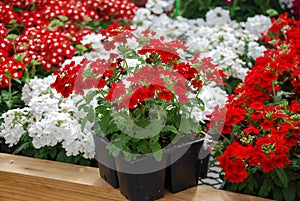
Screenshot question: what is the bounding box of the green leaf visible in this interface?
[50,19,64,26]
[49,148,57,159]
[85,90,98,103]
[273,187,283,201]
[78,104,86,112]
[23,148,35,156]
[266,9,278,17]
[99,113,111,134]
[286,170,300,181]
[13,79,22,84]
[150,142,162,161]
[111,134,130,151]
[57,15,69,22]
[56,150,66,162]
[78,158,91,166]
[273,176,283,187]
[33,147,49,159]
[33,152,45,159]
[248,178,254,192]
[9,19,17,24]
[179,118,190,134]
[81,116,88,132]
[134,119,165,139]
[276,168,289,188]
[283,185,296,201]
[136,140,150,153]
[83,16,92,22]
[189,118,200,133]
[87,107,95,123]
[161,125,178,134]
[135,119,150,128]
[237,181,248,191]
[13,142,30,154]
[108,144,120,158]
[258,179,273,197]
[31,58,40,65]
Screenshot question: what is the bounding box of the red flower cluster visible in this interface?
[0,57,25,88]
[51,58,119,98]
[217,14,300,183]
[2,0,137,22]
[138,32,187,64]
[16,27,76,70]
[100,22,135,51]
[0,22,25,87]
[52,23,223,112]
[0,1,137,89]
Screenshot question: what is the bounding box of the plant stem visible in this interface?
[24,68,30,84]
[8,76,12,109]
[221,133,231,145]
[272,80,276,98]
[231,0,239,17]
[30,64,36,78]
[174,0,181,20]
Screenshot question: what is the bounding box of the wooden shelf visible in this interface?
[0,153,273,201]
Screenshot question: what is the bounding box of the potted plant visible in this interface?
[213,13,300,201]
[51,22,226,200]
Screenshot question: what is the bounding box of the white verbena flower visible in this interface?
[146,0,168,14]
[2,74,96,159]
[0,108,31,146]
[205,7,231,27]
[244,15,272,38]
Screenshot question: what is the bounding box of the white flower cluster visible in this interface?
[244,15,273,38]
[0,65,95,159]
[132,5,272,81]
[205,7,231,27]
[145,0,170,15]
[0,108,31,146]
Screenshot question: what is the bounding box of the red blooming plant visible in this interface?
[52,22,226,161]
[212,14,300,201]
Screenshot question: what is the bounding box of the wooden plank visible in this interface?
[0,153,273,201]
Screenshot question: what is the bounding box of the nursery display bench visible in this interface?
[0,153,273,201]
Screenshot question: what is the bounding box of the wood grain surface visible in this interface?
[0,153,274,201]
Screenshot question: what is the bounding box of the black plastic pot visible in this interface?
[165,138,204,193]
[93,135,119,188]
[199,153,210,178]
[115,154,166,201]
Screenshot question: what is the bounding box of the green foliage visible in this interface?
[276,168,288,188]
[12,133,95,166]
[180,0,288,22]
[223,76,242,95]
[89,93,200,162]
[224,165,300,201]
